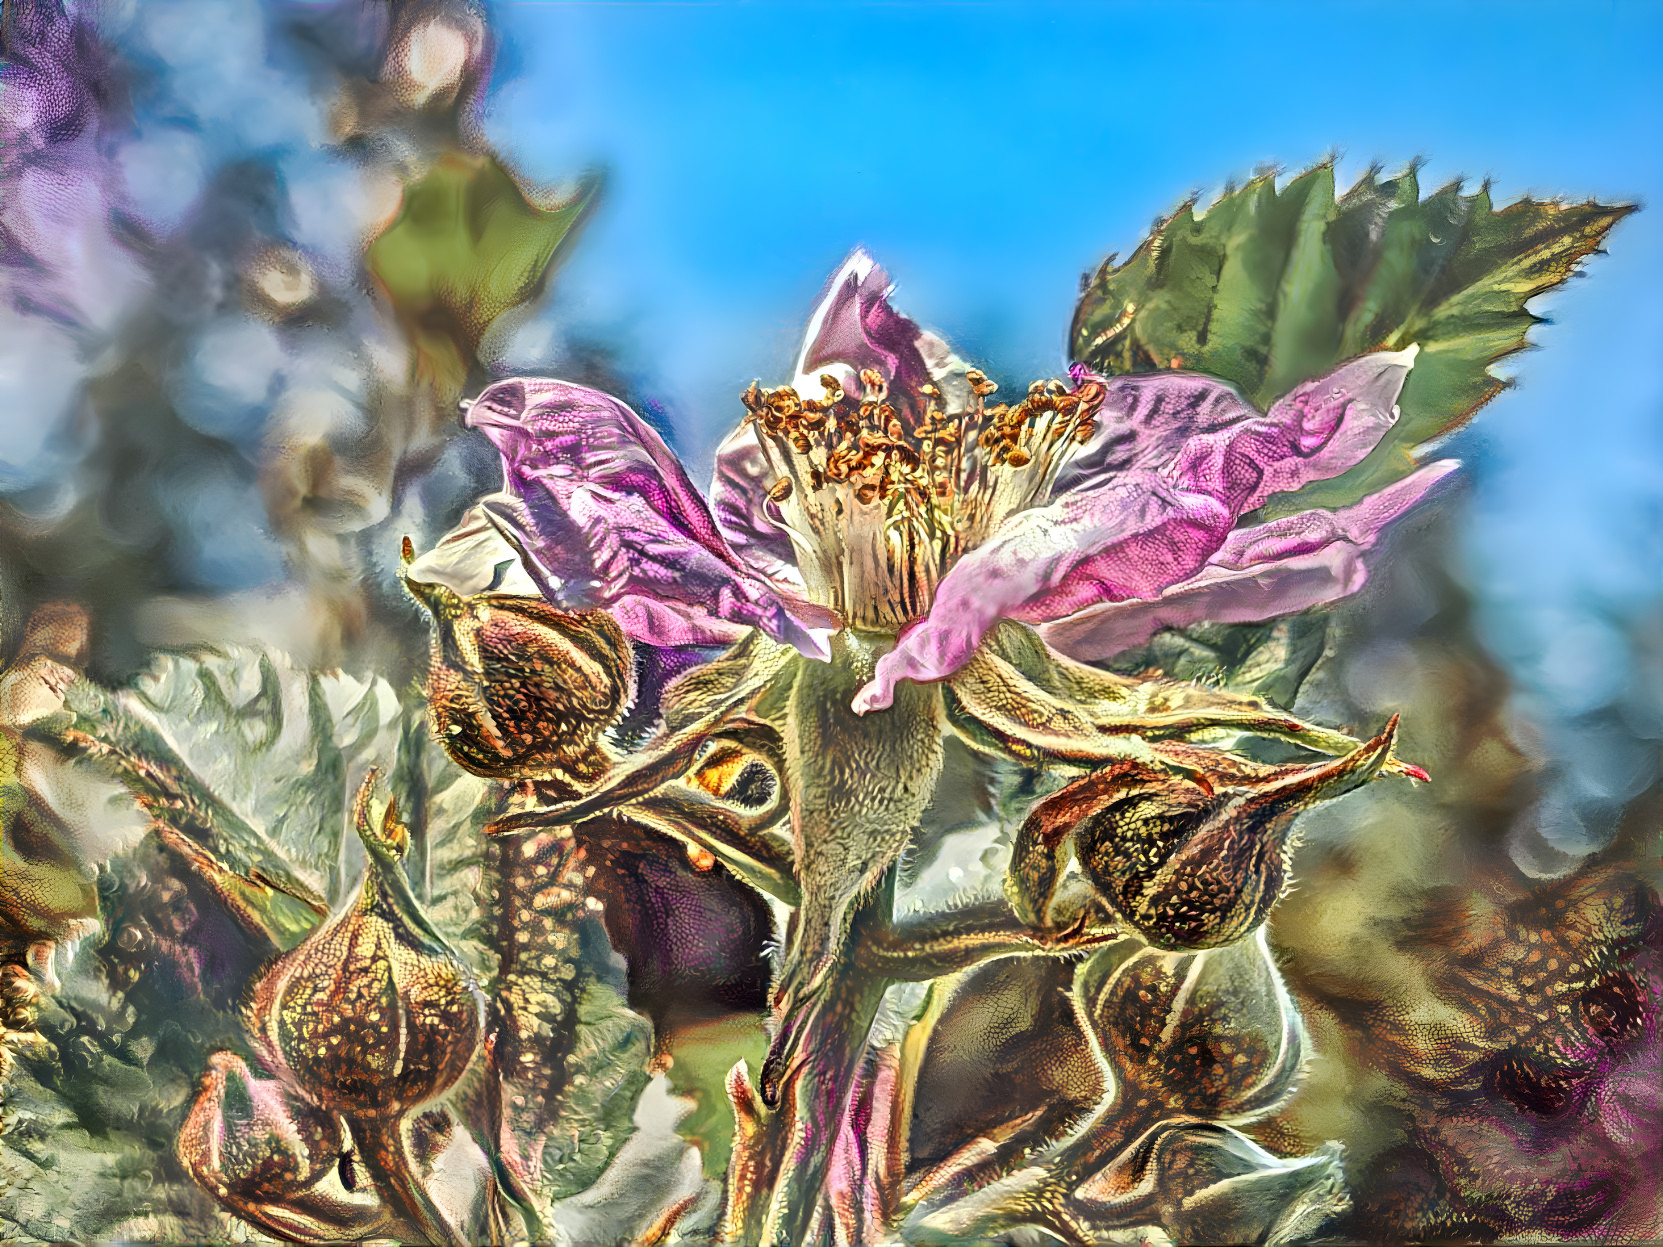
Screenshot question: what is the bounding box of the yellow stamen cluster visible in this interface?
[740,366,1107,627]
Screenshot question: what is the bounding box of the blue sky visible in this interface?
[481,0,1662,841]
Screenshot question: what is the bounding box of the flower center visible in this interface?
[742,367,1106,628]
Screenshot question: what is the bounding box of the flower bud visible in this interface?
[1068,1120,1349,1246]
[1022,719,1398,950]
[402,539,633,790]
[249,773,484,1117]
[178,1051,387,1242]
[1075,929,1306,1121]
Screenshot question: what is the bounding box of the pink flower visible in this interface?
[454,250,1454,711]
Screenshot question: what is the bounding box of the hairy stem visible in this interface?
[731,632,944,1245]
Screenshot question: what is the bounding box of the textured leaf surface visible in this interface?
[1071,161,1633,515]
[5,647,655,1237]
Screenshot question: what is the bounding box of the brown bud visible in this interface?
[1074,932,1307,1120]
[404,560,632,789]
[177,1051,376,1238]
[1018,721,1399,950]
[248,774,485,1117]
[1004,447,1032,468]
[767,477,793,503]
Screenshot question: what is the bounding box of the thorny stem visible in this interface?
[860,884,1119,982]
[741,886,897,1245]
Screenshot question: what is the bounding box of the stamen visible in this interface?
[739,364,1105,627]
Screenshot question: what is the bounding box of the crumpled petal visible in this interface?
[1061,348,1417,509]
[854,352,1431,712]
[1038,459,1459,661]
[790,248,975,422]
[403,494,546,597]
[856,468,1235,712]
[465,377,835,657]
[709,420,804,587]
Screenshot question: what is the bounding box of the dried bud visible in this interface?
[768,476,794,503]
[1013,720,1399,950]
[178,1051,385,1242]
[249,774,484,1117]
[403,551,633,789]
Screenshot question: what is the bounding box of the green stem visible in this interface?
[753,885,896,1245]
[734,632,943,1245]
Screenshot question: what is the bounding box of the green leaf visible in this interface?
[366,152,599,398]
[537,981,653,1201]
[1071,159,1634,514]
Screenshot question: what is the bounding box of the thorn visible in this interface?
[727,1060,765,1138]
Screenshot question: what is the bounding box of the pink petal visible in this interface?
[791,249,975,423]
[1038,460,1460,661]
[465,377,835,658]
[1059,348,1417,512]
[852,354,1430,712]
[1055,371,1262,493]
[854,470,1235,712]
[1250,346,1418,507]
[709,420,804,587]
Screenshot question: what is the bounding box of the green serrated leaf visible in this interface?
[44,692,324,946]
[1065,161,1630,702]
[241,651,285,753]
[537,981,653,1201]
[1264,163,1343,397]
[1071,158,1634,518]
